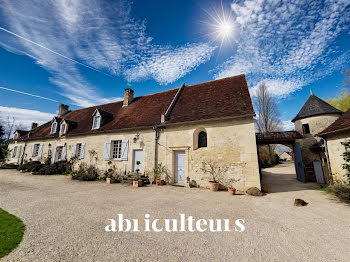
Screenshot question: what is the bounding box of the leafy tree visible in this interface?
[326,91,350,112]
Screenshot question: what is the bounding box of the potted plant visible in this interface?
[200,160,224,191]
[105,169,115,184]
[133,169,142,187]
[154,163,166,185]
[224,177,241,195]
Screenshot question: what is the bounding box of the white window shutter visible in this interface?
[51,146,56,164]
[61,146,67,161]
[16,146,22,158]
[38,144,44,158]
[104,141,111,160]
[29,145,34,158]
[80,143,85,159]
[72,144,76,157]
[121,140,128,161]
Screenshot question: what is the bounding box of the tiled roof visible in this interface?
[318,108,350,136]
[292,94,343,122]
[14,74,255,141]
[256,131,303,144]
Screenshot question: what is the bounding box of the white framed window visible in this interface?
[59,124,67,136]
[14,132,19,139]
[12,146,17,158]
[77,143,82,157]
[112,140,122,159]
[92,115,101,129]
[51,122,57,134]
[33,144,40,157]
[56,146,63,161]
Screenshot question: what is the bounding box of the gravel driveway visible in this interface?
[1,163,350,262]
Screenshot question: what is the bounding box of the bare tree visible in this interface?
[1,116,24,146]
[255,83,282,133]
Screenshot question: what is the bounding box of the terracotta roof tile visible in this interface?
[15,74,254,141]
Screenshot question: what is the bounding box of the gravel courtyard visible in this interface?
[1,164,350,262]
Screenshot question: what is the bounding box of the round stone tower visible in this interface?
[292,93,343,166]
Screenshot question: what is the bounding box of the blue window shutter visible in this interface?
[72,144,76,157]
[38,144,44,158]
[121,140,128,161]
[104,141,111,160]
[51,146,56,164]
[80,143,85,159]
[29,145,34,158]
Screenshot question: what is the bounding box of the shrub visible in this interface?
[36,161,70,175]
[333,182,350,202]
[17,161,43,172]
[0,163,19,169]
[71,163,99,181]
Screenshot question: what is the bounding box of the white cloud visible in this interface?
[0,106,55,130]
[215,0,350,97]
[0,0,215,106]
[124,43,216,85]
[250,79,303,97]
[281,120,295,131]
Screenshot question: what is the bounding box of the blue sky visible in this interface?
[0,0,349,130]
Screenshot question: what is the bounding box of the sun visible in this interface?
[202,4,237,46]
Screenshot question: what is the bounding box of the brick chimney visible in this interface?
[58,104,69,117]
[31,122,38,130]
[123,88,134,107]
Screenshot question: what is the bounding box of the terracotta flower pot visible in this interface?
[106,177,115,184]
[261,186,268,193]
[209,181,219,191]
[228,187,236,195]
[156,179,164,186]
[133,180,142,187]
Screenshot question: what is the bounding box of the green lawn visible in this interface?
[0,208,25,258]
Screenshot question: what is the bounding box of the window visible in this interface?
[12,146,17,158]
[198,131,207,148]
[51,122,57,134]
[59,124,67,136]
[112,140,122,159]
[33,144,40,157]
[92,115,101,129]
[77,143,82,157]
[56,146,63,161]
[14,132,19,139]
[302,123,310,134]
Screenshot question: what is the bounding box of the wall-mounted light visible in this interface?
[133,134,140,143]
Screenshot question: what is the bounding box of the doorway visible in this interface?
[174,151,186,184]
[133,150,143,172]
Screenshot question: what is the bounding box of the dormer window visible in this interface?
[51,121,58,134]
[14,132,19,139]
[59,123,68,136]
[93,115,101,129]
[91,109,113,130]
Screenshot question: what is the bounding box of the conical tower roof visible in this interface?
[292,94,343,122]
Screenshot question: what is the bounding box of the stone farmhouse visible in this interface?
[318,107,350,182]
[8,75,261,191]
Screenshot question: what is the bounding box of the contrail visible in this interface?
[0,26,113,77]
[0,86,59,102]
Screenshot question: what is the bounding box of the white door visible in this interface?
[133,150,143,172]
[175,151,186,184]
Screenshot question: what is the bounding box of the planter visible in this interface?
[156,179,165,186]
[133,180,143,187]
[261,186,268,193]
[228,187,236,195]
[106,177,115,184]
[209,181,219,191]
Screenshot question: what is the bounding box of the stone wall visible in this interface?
[7,116,260,191]
[326,131,350,182]
[294,114,340,165]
